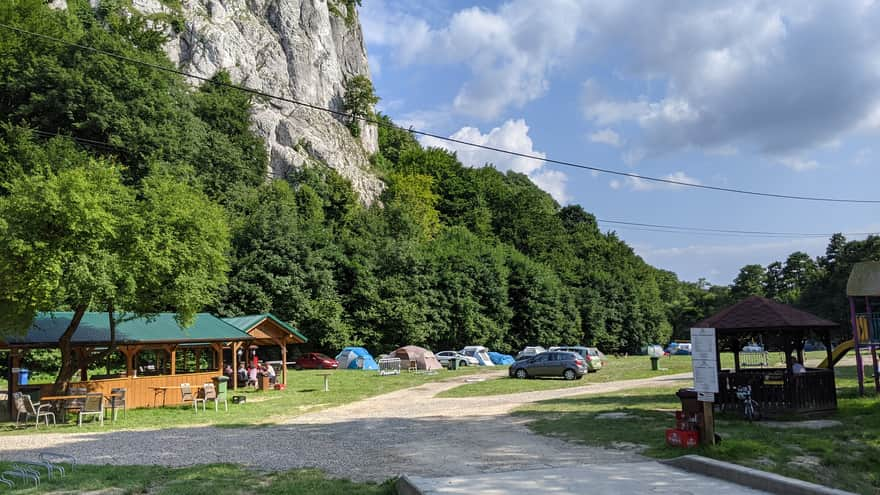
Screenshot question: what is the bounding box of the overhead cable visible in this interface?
[2,22,879,204]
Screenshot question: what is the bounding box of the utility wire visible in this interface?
[596,219,879,238]
[2,22,879,204]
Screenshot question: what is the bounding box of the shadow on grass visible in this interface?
[522,391,680,409]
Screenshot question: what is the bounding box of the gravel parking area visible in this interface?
[0,372,692,481]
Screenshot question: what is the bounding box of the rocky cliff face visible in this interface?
[135,0,384,204]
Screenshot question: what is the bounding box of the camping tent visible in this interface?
[461,346,494,366]
[335,347,379,370]
[488,351,515,365]
[388,345,443,371]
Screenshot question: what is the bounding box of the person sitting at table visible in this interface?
[787,353,806,374]
[237,363,247,386]
[247,365,259,387]
[263,362,277,385]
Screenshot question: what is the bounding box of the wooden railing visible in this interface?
[718,368,837,416]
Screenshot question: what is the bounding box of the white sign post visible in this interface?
[691,327,718,395]
[690,327,718,446]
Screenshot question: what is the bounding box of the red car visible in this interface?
[293,353,338,370]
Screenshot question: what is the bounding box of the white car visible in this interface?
[516,346,547,360]
[435,351,479,367]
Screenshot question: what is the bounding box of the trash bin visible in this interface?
[676,388,701,415]
[18,369,29,386]
[650,357,659,371]
[449,358,458,371]
[213,375,229,394]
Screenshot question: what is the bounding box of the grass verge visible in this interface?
[0,463,393,494]
[514,365,880,495]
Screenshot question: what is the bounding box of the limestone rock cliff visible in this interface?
[136,0,384,203]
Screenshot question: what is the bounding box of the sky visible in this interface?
[359,0,880,285]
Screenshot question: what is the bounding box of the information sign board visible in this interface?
[690,327,718,394]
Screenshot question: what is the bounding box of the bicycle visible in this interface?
[735,385,761,421]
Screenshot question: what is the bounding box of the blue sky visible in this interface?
[360,0,880,285]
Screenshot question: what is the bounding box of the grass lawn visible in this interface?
[437,351,832,398]
[1,367,494,435]
[0,463,394,494]
[514,365,880,495]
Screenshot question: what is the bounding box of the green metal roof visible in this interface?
[3,312,254,347]
[222,314,308,343]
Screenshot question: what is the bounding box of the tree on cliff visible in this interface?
[342,75,380,137]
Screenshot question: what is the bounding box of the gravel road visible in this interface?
[0,372,693,481]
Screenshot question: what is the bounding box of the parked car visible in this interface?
[509,351,587,380]
[435,351,479,367]
[292,353,338,370]
[515,346,547,361]
[742,342,764,352]
[549,346,603,372]
[585,347,607,366]
[674,343,692,355]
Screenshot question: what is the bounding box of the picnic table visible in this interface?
[149,385,204,407]
[39,393,123,422]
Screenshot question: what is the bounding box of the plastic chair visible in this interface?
[180,383,205,411]
[109,388,127,421]
[201,383,220,412]
[77,393,104,426]
[16,393,55,428]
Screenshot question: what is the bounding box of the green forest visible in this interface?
[1,0,877,364]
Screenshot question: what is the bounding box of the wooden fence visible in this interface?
[20,371,224,409]
[717,368,837,416]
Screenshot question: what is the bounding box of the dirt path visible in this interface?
[0,372,693,482]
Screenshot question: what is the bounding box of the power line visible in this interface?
[2,22,879,204]
[596,219,879,238]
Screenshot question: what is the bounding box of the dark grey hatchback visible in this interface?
[508,351,587,380]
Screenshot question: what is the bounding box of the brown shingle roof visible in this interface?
[693,296,838,332]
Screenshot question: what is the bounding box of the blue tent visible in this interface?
[335,347,379,370]
[488,351,515,365]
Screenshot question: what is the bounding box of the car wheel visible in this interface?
[563,369,576,380]
[459,360,468,366]
[515,368,528,379]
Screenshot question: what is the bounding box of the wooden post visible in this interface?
[281,341,288,385]
[121,346,141,377]
[194,349,202,373]
[231,342,241,389]
[212,343,224,373]
[701,400,715,446]
[823,332,834,370]
[852,297,864,395]
[165,345,178,376]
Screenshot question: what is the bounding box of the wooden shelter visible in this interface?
[2,312,254,410]
[693,296,839,416]
[222,314,307,388]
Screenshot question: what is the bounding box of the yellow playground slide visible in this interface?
[818,339,854,369]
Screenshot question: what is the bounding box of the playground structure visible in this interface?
[844,261,880,396]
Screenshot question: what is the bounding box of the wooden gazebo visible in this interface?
[694,296,839,416]
[2,312,254,410]
[222,314,308,387]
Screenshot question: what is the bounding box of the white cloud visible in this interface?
[575,1,880,159]
[776,156,819,172]
[609,171,702,192]
[419,119,570,203]
[588,128,622,147]
[530,170,570,204]
[362,0,584,119]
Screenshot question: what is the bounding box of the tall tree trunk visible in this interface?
[52,304,87,395]
[52,304,119,395]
